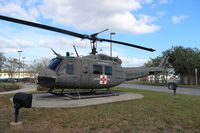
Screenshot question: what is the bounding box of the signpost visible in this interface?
[17,50,22,81]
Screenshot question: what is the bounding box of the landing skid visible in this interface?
[47,88,119,99]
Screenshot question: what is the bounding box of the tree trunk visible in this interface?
[188,70,194,85]
[180,73,183,84]
[154,74,159,84]
[183,73,188,85]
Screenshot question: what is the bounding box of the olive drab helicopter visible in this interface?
[0,15,168,99]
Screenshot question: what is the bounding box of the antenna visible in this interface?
[73,45,79,57]
[91,29,108,37]
[51,48,61,57]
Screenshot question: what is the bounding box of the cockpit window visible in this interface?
[48,58,62,70]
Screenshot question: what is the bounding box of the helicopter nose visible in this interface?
[37,68,56,88]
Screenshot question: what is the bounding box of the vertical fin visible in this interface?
[159,54,169,68]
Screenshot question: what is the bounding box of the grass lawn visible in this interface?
[0,83,21,92]
[0,88,200,133]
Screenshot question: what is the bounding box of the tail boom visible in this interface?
[124,54,169,81]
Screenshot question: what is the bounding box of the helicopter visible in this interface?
[0,15,168,99]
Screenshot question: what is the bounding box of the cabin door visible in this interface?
[89,63,104,88]
[57,61,79,88]
[80,60,89,88]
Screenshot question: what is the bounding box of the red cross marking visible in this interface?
[100,75,108,84]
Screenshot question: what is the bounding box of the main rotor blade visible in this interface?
[100,38,155,52]
[0,15,155,52]
[0,15,86,39]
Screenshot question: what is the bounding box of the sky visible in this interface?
[0,0,200,67]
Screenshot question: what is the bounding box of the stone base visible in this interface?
[10,121,22,129]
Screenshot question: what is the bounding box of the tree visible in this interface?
[0,52,6,71]
[29,58,50,73]
[145,46,200,85]
[144,56,162,67]
[145,55,170,84]
[144,56,163,83]
[167,46,200,85]
[4,58,19,78]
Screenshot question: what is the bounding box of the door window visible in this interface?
[105,66,112,75]
[93,65,103,74]
[66,62,74,75]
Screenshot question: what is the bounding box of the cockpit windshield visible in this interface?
[48,58,62,70]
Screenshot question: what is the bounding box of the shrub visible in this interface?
[0,83,21,92]
[37,85,49,91]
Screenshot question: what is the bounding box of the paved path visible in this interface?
[119,84,200,96]
[32,93,143,108]
[0,83,37,95]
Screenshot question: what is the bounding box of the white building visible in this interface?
[0,71,36,79]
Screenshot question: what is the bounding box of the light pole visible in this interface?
[17,50,22,81]
[110,32,116,57]
[22,57,25,78]
[195,68,198,86]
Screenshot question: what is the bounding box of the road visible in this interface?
[119,84,200,96]
[1,83,200,96]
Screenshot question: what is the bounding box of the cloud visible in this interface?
[100,47,148,67]
[159,0,170,4]
[0,33,148,66]
[151,0,170,9]
[39,0,160,34]
[157,11,166,17]
[0,2,39,21]
[140,0,153,4]
[0,36,33,48]
[121,57,148,67]
[0,35,34,53]
[38,37,91,48]
[0,0,160,66]
[0,0,161,34]
[172,15,188,24]
[95,45,148,67]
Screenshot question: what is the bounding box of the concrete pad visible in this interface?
[32,92,144,108]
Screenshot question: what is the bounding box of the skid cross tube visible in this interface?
[47,88,119,99]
